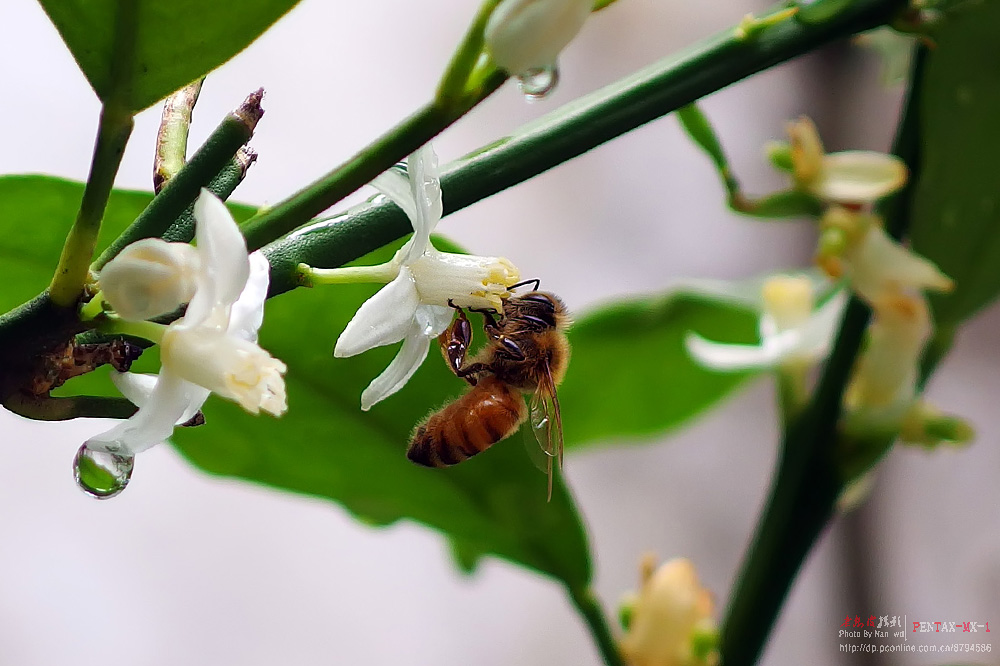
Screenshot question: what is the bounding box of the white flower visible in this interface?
[98,238,200,321]
[620,556,718,666]
[817,207,953,305]
[685,275,846,372]
[787,116,907,205]
[86,191,287,456]
[333,146,520,411]
[484,0,592,77]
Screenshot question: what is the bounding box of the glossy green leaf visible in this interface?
[36,0,302,112]
[0,176,149,314]
[561,289,760,448]
[0,175,255,315]
[910,2,1000,325]
[170,240,592,587]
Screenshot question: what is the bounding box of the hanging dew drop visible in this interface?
[517,66,559,100]
[73,445,134,499]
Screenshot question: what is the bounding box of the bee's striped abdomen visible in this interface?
[407,377,527,468]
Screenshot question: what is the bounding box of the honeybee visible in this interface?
[407,280,571,497]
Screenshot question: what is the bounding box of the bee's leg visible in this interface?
[439,303,476,384]
[469,306,502,341]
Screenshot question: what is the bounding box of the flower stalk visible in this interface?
[48,107,134,307]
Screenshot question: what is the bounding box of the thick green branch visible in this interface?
[93,89,264,269]
[262,0,906,295]
[242,73,504,251]
[719,39,926,666]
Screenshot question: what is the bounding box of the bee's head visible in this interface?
[507,291,568,330]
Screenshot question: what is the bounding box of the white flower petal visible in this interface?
[484,0,592,75]
[415,304,454,339]
[685,332,783,371]
[228,251,271,343]
[87,370,208,456]
[793,290,848,359]
[404,145,442,261]
[813,151,908,203]
[335,268,421,357]
[360,325,432,411]
[110,371,158,408]
[188,189,251,326]
[162,325,287,417]
[372,168,420,224]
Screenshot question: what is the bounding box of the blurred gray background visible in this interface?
[1,1,998,665]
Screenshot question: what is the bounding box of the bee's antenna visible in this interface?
[510,278,541,292]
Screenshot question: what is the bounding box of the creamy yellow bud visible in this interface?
[484,0,592,76]
[620,556,718,666]
[99,239,200,321]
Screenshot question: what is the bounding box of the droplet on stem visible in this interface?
[73,444,134,499]
[517,66,559,100]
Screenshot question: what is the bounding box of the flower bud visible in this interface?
[484,0,592,77]
[620,555,719,666]
[99,239,200,321]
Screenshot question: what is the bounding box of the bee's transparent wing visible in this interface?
[528,361,564,501]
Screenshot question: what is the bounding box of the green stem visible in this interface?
[720,35,925,666]
[48,107,134,307]
[436,0,503,104]
[48,0,140,307]
[161,147,258,243]
[93,89,264,269]
[300,261,399,286]
[566,585,625,666]
[262,0,906,295]
[720,297,870,666]
[94,318,167,344]
[242,75,504,251]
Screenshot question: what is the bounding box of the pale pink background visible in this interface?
[0,1,997,665]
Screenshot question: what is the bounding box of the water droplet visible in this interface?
[517,66,559,100]
[73,445,134,499]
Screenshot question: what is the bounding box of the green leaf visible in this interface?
[561,288,760,448]
[0,176,148,314]
[170,240,592,587]
[36,0,302,112]
[910,1,1000,325]
[0,175,255,315]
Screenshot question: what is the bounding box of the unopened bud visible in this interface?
[484,0,592,77]
[620,556,719,666]
[99,239,200,321]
